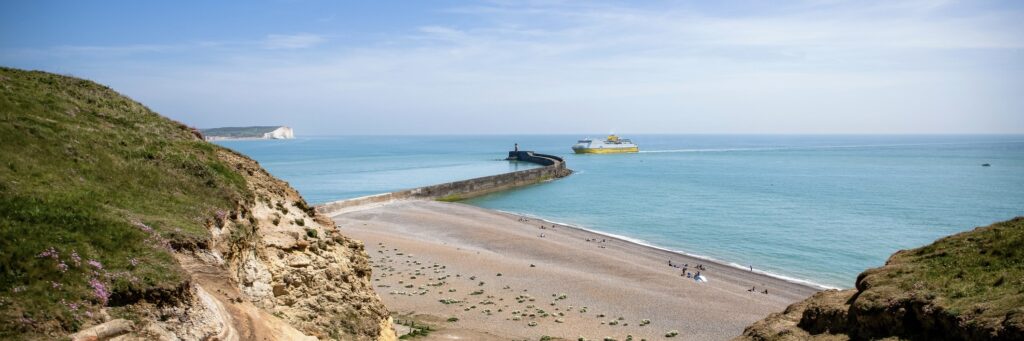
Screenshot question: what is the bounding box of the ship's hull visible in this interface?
[572,146,639,154]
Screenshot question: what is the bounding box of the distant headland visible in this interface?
[200,125,294,141]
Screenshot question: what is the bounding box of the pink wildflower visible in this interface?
[88,278,109,306]
[87,259,103,270]
[57,262,68,273]
[51,281,62,289]
[129,258,139,267]
[37,247,59,259]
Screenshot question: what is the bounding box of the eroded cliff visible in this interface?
[736,217,1024,341]
[0,67,394,340]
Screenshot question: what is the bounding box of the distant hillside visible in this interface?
[0,67,392,340]
[737,217,1024,341]
[200,126,294,140]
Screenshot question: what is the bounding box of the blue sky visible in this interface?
[2,0,1023,134]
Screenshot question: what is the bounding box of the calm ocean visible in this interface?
[217,135,1024,288]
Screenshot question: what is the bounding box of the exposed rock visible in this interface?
[287,254,312,268]
[737,218,1024,341]
[69,319,134,341]
[114,147,397,340]
[208,149,394,340]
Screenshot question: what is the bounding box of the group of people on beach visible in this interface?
[749,286,769,295]
[668,260,707,280]
[584,237,609,248]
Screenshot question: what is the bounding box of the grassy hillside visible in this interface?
[200,126,282,138]
[864,217,1023,326]
[738,217,1024,340]
[0,67,251,338]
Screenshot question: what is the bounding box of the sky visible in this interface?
[2,0,1023,135]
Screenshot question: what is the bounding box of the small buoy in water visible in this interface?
[982,163,991,167]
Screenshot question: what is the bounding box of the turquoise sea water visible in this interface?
[217,135,1024,288]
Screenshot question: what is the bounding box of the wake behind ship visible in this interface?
[572,135,639,154]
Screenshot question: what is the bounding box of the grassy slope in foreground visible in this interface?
[0,67,253,337]
[738,217,1024,341]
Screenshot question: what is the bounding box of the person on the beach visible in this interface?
[764,289,769,295]
[750,265,753,272]
[749,286,755,292]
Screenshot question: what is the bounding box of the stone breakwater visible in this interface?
[316,151,572,216]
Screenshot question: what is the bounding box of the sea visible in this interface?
[216,135,1024,289]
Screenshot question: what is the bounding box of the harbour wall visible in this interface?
[316,151,572,216]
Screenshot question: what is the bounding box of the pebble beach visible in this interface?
[332,200,820,340]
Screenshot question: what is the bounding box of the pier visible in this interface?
[317,149,572,216]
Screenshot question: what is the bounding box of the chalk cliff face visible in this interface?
[200,126,295,140]
[262,126,294,139]
[0,67,393,340]
[205,149,395,340]
[736,218,1024,341]
[96,149,396,341]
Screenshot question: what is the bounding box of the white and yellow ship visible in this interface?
[571,135,639,154]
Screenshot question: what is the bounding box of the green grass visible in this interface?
[858,217,1024,329]
[0,67,252,338]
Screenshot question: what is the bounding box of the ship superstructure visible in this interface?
[571,135,639,154]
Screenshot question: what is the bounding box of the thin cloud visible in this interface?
[4,0,1021,134]
[263,34,327,49]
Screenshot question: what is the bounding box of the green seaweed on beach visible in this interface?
[436,194,465,202]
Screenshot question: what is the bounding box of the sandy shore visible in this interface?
[331,200,820,340]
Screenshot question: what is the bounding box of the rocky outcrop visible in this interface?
[205,148,395,340]
[103,149,396,341]
[736,218,1024,341]
[69,319,134,341]
[76,141,396,341]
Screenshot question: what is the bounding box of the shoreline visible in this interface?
[482,207,836,291]
[331,200,822,340]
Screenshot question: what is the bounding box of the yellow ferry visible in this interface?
[571,135,639,154]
